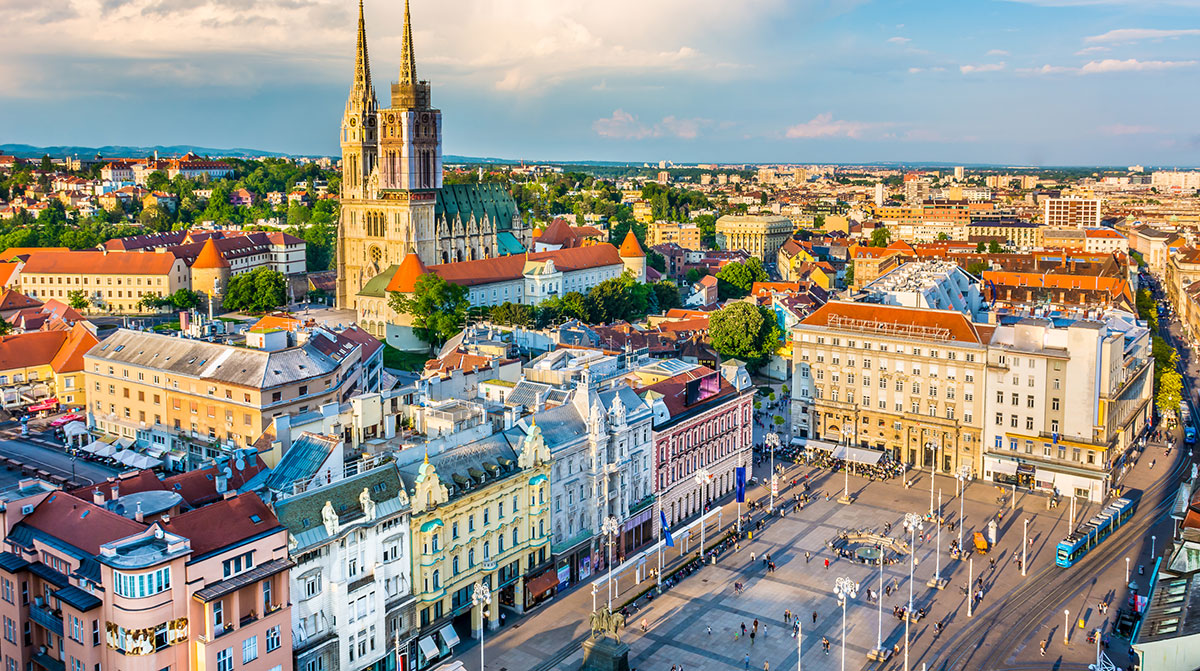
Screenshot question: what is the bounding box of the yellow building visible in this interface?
[19,250,190,313]
[0,323,98,411]
[83,329,361,469]
[400,422,553,669]
[647,221,703,250]
[715,214,793,260]
[632,201,653,224]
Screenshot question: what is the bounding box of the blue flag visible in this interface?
[736,466,746,503]
[660,509,674,547]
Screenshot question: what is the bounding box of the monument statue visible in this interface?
[581,606,630,671]
[589,606,625,643]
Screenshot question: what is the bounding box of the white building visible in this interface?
[981,311,1152,502]
[858,261,987,322]
[1083,228,1130,255]
[1151,171,1200,193]
[1043,197,1101,229]
[274,463,416,671]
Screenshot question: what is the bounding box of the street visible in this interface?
[0,428,120,489]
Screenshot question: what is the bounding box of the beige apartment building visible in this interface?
[791,301,989,474]
[715,215,793,261]
[83,329,361,469]
[647,221,704,250]
[19,251,191,313]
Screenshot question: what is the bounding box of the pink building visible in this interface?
[0,478,292,671]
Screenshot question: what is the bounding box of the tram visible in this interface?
[1055,494,1139,568]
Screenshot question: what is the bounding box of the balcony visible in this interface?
[29,603,63,636]
[347,571,376,594]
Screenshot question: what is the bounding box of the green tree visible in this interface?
[168,289,204,311]
[586,273,655,324]
[685,267,706,284]
[652,281,682,313]
[936,232,951,241]
[975,241,987,253]
[708,302,783,370]
[1138,289,1160,333]
[0,315,11,336]
[987,240,1004,254]
[67,290,89,311]
[967,261,988,276]
[715,258,768,300]
[870,226,891,247]
[646,249,666,273]
[845,261,855,287]
[223,268,287,313]
[40,155,51,172]
[387,274,469,349]
[1157,369,1183,419]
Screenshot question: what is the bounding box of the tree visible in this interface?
[652,281,682,313]
[388,273,469,349]
[585,273,656,324]
[936,232,951,241]
[685,267,706,284]
[167,289,204,311]
[223,268,287,313]
[987,240,1004,254]
[67,290,89,311]
[975,241,986,253]
[646,249,666,273]
[0,315,11,336]
[40,155,51,173]
[715,258,768,300]
[813,214,826,229]
[1157,369,1183,419]
[708,302,783,370]
[845,261,855,287]
[870,226,891,247]
[967,261,988,276]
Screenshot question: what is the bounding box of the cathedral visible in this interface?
[336,0,531,309]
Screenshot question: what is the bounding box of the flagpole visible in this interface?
[656,497,663,590]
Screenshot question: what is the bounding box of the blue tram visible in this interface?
[1055,495,1138,568]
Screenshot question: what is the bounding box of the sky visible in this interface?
[1,0,1199,166]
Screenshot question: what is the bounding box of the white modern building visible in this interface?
[1043,196,1101,229]
[858,261,987,323]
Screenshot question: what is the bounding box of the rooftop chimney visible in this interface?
[134,502,144,523]
[111,483,119,500]
[92,490,104,506]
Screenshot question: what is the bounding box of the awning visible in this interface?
[81,440,106,455]
[525,569,559,597]
[417,636,440,660]
[438,624,461,648]
[113,450,140,466]
[989,459,1018,476]
[790,437,806,446]
[27,398,59,412]
[419,519,444,533]
[806,440,838,452]
[832,445,884,465]
[115,437,135,449]
[62,422,88,438]
[1016,464,1036,475]
[93,443,118,458]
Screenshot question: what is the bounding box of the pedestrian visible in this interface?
[707,625,712,636]
[805,551,811,563]
[750,551,756,563]
[763,663,769,671]
[1040,639,1047,656]
[641,618,648,632]
[813,610,818,624]
[749,631,755,645]
[741,622,747,636]
[744,654,751,670]
[753,619,759,633]
[824,558,830,570]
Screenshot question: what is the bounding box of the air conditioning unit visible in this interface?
[21,505,33,515]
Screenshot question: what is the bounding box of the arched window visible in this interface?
[432,570,440,590]
[468,549,475,567]
[452,556,459,575]
[512,528,519,546]
[538,520,545,537]
[431,533,439,553]
[483,542,490,561]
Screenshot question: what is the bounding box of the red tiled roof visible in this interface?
[0,247,69,262]
[163,492,280,556]
[425,350,494,376]
[251,313,302,332]
[0,263,20,287]
[619,231,645,257]
[0,289,40,312]
[192,238,230,269]
[800,301,984,344]
[426,244,624,288]
[50,323,99,373]
[21,251,180,275]
[337,324,383,359]
[0,331,69,370]
[22,491,145,554]
[536,218,575,246]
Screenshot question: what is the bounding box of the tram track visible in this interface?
[923,443,1188,671]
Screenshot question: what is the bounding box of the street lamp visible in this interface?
[927,490,945,589]
[472,581,491,671]
[1064,609,1070,646]
[833,576,858,671]
[929,438,938,517]
[766,433,779,512]
[1022,518,1030,577]
[903,512,923,671]
[956,464,971,551]
[694,468,711,555]
[603,516,620,610]
[839,426,853,504]
[1126,557,1131,584]
[1152,535,1157,558]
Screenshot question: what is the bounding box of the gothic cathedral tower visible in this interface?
[337,0,442,309]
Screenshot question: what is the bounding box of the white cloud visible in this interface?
[1021,64,1077,74]
[1080,58,1198,73]
[784,113,885,140]
[986,49,1010,56]
[1075,46,1110,55]
[1085,28,1200,43]
[592,109,711,140]
[908,67,923,73]
[960,62,1006,74]
[1101,124,1159,135]
[887,36,911,44]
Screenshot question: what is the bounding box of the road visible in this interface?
[0,430,120,488]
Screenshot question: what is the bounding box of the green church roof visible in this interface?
[436,183,518,232]
[357,264,401,298]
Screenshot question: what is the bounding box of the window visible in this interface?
[1010,415,1018,428]
[217,648,233,671]
[262,579,272,611]
[213,601,224,630]
[1051,398,1060,411]
[303,574,322,599]
[222,552,254,578]
[243,635,258,663]
[1026,417,1034,430]
[114,568,171,598]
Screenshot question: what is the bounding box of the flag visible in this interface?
[736,467,746,503]
[660,509,674,547]
[1052,432,1059,445]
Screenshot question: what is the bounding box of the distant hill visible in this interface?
[0,143,318,160]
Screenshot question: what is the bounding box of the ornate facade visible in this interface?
[336,1,530,309]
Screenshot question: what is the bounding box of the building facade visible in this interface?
[1044,197,1101,229]
[791,301,988,473]
[275,464,415,671]
[19,251,190,313]
[398,424,552,670]
[715,215,793,261]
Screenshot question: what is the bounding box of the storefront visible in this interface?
[551,530,593,587]
[621,506,655,555]
[415,624,460,670]
[524,568,560,610]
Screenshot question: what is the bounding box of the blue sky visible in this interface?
[1,0,1198,165]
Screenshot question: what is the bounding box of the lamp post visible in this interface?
[927,490,945,589]
[472,581,491,671]
[603,516,619,610]
[1152,535,1157,558]
[1064,609,1070,646]
[1126,557,1131,584]
[930,438,937,517]
[876,553,885,654]
[834,576,858,671]
[903,512,923,671]
[956,464,971,551]
[797,617,802,671]
[1022,518,1029,577]
[591,583,597,613]
[967,557,974,617]
[838,426,854,504]
[766,433,779,512]
[694,468,711,555]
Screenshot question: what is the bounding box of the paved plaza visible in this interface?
[446,426,1178,671]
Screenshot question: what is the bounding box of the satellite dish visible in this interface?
[221,466,233,479]
[235,457,246,471]
[154,527,163,539]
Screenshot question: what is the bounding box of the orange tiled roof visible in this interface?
[21,251,180,275]
[385,253,430,293]
[619,231,645,257]
[0,247,69,262]
[191,238,229,269]
[50,322,99,373]
[981,270,1131,299]
[250,313,302,332]
[0,330,69,370]
[1083,228,1125,239]
[800,300,984,344]
[0,289,40,312]
[751,282,804,296]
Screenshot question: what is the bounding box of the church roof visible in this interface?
[357,264,401,298]
[619,230,645,257]
[436,183,518,232]
[385,254,429,293]
[192,238,229,269]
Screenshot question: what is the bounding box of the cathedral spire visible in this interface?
[399,0,417,86]
[355,0,372,90]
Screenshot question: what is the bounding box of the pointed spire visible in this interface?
[351,0,373,97]
[399,0,417,86]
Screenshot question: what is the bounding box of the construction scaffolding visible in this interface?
[826,313,953,342]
